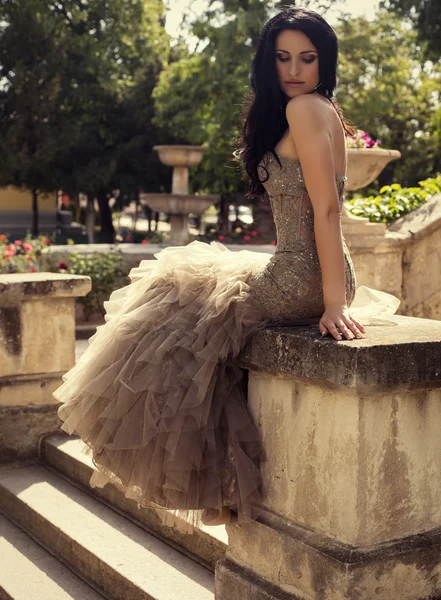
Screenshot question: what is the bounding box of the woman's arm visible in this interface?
[285,95,364,340]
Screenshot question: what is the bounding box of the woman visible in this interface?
[54,7,398,531]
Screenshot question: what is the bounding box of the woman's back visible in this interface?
[273,94,348,177]
[249,148,356,323]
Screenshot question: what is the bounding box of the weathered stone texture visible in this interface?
[221,316,441,600]
[0,273,90,460]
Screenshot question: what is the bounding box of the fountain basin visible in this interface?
[346,148,401,191]
[140,193,219,216]
[153,145,207,167]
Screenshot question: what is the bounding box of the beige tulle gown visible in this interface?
[54,151,400,530]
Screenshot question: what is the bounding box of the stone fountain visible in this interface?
[140,145,219,246]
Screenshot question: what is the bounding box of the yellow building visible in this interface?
[0,186,79,235]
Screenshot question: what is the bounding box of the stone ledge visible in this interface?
[0,404,61,462]
[239,315,441,390]
[388,193,441,241]
[225,511,441,600]
[0,273,91,306]
[215,559,297,600]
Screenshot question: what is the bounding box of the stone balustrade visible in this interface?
[215,315,441,600]
[0,273,91,462]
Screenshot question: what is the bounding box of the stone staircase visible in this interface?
[0,432,228,600]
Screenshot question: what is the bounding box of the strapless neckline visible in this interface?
[265,152,347,183]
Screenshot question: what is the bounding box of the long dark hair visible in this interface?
[237,6,356,198]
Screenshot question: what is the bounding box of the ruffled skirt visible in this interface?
[54,241,271,530]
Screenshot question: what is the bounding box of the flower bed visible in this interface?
[0,234,52,273]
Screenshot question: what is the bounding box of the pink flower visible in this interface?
[124,235,132,242]
[243,235,251,241]
[14,239,22,246]
[26,255,32,261]
[5,245,16,255]
[251,231,258,237]
[44,237,50,245]
[141,239,149,245]
[23,243,33,252]
[0,234,6,241]
[30,266,36,272]
[218,235,225,241]
[270,240,277,246]
[3,250,14,258]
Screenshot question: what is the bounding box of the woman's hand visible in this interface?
[319,304,365,340]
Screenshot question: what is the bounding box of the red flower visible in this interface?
[270,240,277,246]
[59,262,69,270]
[124,235,132,242]
[26,255,32,261]
[243,235,251,241]
[218,235,225,241]
[3,250,14,258]
[5,245,16,255]
[44,237,50,245]
[251,231,258,237]
[30,266,36,272]
[14,239,22,246]
[0,234,6,241]
[23,243,33,252]
[141,239,149,245]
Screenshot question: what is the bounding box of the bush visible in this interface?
[347,174,441,224]
[59,249,126,321]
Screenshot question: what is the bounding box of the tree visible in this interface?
[379,0,441,62]
[0,1,73,234]
[49,0,171,242]
[0,0,171,240]
[335,10,441,188]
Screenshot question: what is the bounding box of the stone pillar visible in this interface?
[0,273,91,462]
[216,315,441,600]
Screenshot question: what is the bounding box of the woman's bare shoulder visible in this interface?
[286,93,330,123]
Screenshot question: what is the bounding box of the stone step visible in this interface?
[0,464,214,600]
[41,432,228,570]
[0,514,105,600]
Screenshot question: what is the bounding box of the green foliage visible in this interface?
[379,0,441,61]
[0,234,53,273]
[0,0,172,239]
[0,1,71,198]
[60,250,126,321]
[336,10,441,190]
[347,175,441,224]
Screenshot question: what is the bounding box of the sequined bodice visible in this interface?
[248,151,357,323]
[257,152,347,251]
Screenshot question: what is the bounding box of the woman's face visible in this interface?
[275,29,320,99]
